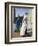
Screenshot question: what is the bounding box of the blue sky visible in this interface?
[15,8,32,17]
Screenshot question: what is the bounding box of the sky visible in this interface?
[15,8,32,17]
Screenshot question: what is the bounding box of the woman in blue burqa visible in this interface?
[15,15,21,32]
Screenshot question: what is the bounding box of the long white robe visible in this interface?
[20,15,27,36]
